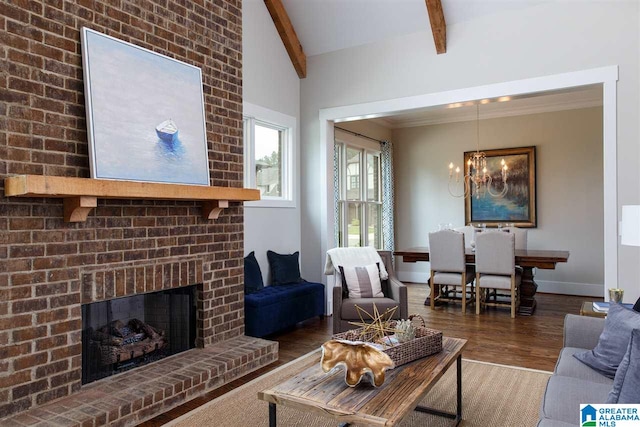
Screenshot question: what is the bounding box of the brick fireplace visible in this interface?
[0,0,278,424]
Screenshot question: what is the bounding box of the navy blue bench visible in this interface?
[244,281,325,338]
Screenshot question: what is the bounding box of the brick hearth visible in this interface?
[2,336,277,426]
[0,0,275,424]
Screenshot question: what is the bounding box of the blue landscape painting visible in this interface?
[470,153,530,222]
[82,28,209,185]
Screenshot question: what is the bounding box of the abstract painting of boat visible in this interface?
[81,28,210,185]
[155,119,178,143]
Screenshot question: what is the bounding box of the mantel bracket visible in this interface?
[64,197,98,222]
[202,200,229,220]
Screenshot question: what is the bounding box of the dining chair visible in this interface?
[475,231,521,318]
[505,226,528,250]
[477,227,527,302]
[453,226,475,249]
[428,230,475,314]
[474,226,527,250]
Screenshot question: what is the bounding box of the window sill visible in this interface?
[245,198,296,208]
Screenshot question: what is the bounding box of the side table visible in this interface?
[579,301,607,318]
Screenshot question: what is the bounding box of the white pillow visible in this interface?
[339,264,384,298]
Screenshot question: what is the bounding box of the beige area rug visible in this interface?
[167,350,551,427]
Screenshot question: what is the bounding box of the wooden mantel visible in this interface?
[4,175,261,222]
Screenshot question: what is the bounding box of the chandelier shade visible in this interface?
[448,104,508,199]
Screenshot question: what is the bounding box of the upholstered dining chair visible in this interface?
[453,225,475,249]
[505,226,528,250]
[474,231,522,318]
[326,249,408,334]
[428,230,475,314]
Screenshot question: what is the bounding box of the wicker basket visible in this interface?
[333,315,442,366]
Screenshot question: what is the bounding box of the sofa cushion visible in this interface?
[339,263,383,298]
[539,376,611,425]
[433,272,466,286]
[341,297,400,320]
[607,328,640,403]
[477,273,519,290]
[245,282,320,308]
[634,295,640,312]
[244,251,264,295]
[554,347,614,385]
[244,281,324,338]
[267,250,302,285]
[574,302,640,378]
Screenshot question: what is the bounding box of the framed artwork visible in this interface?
[81,27,210,185]
[464,146,536,228]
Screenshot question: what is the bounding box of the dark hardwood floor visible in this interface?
[140,284,595,426]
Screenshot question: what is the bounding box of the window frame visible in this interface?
[243,102,296,208]
[336,139,383,249]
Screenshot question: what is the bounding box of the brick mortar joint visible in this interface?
[79,256,205,275]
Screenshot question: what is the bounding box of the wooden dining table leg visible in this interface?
[518,266,537,315]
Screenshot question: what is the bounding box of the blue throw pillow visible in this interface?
[244,251,264,295]
[574,303,640,378]
[607,328,640,403]
[267,250,301,285]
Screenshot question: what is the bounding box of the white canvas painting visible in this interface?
[81,28,210,185]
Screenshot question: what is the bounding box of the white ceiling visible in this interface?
[280,0,600,126]
[281,0,551,57]
[364,85,603,128]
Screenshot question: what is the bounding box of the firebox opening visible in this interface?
[81,285,197,385]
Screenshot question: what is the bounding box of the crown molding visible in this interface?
[370,93,602,129]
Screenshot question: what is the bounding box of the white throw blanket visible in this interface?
[324,247,389,280]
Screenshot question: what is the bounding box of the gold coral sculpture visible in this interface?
[320,340,395,387]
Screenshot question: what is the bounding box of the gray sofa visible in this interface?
[538,314,612,427]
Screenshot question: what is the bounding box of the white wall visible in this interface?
[242,0,301,285]
[337,120,393,144]
[299,2,640,303]
[393,107,604,295]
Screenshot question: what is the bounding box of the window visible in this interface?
[254,123,282,197]
[243,103,295,207]
[336,143,382,249]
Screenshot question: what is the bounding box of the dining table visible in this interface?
[395,247,570,315]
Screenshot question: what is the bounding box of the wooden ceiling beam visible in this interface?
[425,0,446,54]
[264,0,307,78]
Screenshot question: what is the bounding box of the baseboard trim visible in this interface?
[397,271,604,297]
[535,280,603,297]
[397,271,429,284]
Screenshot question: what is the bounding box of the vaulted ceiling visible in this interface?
[267,0,551,78]
[265,0,449,78]
[262,0,601,124]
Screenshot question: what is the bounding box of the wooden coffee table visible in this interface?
[258,337,467,426]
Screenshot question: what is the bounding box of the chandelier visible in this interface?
[448,104,508,199]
